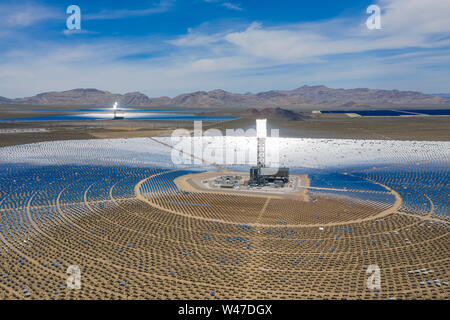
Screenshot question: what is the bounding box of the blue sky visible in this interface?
[0,0,449,98]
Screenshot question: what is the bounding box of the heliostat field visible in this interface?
[0,137,448,299]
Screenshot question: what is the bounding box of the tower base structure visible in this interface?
[249,167,290,187]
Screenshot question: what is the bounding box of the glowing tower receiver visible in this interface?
[256,119,267,167]
[113,102,118,119]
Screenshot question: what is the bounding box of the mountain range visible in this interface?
[1,86,449,109]
[432,93,450,99]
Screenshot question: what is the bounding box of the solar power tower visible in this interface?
[113,102,118,119]
[256,119,267,168]
[250,119,289,186]
[112,102,124,120]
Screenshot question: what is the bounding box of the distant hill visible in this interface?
[1,85,449,109]
[432,93,450,99]
[335,101,373,109]
[243,107,307,120]
[10,89,153,107]
[0,96,11,103]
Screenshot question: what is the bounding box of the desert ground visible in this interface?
[1,108,450,148]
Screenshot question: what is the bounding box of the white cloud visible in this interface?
[169,28,223,47]
[0,2,59,28]
[84,0,175,20]
[62,29,98,36]
[224,0,450,63]
[380,0,450,35]
[0,0,175,28]
[203,0,243,12]
[222,2,243,11]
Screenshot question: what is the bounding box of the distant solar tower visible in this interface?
[256,119,267,168]
[113,102,118,119]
